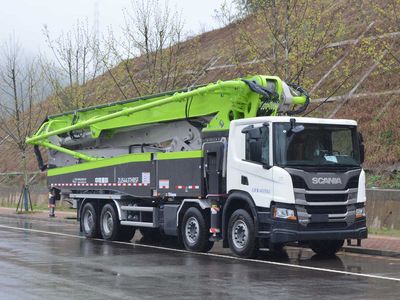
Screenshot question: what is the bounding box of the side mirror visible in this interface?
[358,132,365,164]
[287,118,304,136]
[292,125,304,134]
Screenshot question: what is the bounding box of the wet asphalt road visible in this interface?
[0,216,399,300]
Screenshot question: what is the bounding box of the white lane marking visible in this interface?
[0,224,399,283]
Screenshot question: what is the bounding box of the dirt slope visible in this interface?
[0,0,399,180]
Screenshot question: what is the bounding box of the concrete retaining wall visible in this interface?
[0,185,399,229]
[366,188,400,230]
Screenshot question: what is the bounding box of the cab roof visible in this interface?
[231,116,357,127]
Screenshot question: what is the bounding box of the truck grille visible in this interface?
[306,205,347,215]
[289,170,361,227]
[305,193,348,203]
[290,174,359,190]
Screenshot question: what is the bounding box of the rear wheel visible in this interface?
[181,207,214,252]
[228,209,259,258]
[310,240,344,256]
[81,202,99,238]
[100,203,120,241]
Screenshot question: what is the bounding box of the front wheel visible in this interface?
[181,207,214,252]
[309,240,344,256]
[228,209,259,258]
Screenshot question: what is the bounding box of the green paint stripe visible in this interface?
[156,150,203,160]
[48,153,151,176]
[47,150,204,176]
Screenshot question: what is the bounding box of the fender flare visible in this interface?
[176,198,211,226]
[79,198,92,221]
[222,190,258,239]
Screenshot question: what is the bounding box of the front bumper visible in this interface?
[269,218,368,244]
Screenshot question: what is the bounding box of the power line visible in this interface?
[303,68,359,117]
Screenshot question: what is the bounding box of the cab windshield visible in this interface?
[274,123,361,168]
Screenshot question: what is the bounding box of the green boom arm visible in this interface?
[26,75,309,162]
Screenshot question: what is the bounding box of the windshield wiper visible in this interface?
[330,163,360,168]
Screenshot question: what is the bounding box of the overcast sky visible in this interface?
[0,0,228,57]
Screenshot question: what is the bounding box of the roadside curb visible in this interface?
[342,246,400,258]
[283,243,400,259]
[0,213,78,225]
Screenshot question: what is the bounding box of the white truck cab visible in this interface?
[226,116,367,255]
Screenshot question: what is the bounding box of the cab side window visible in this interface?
[244,126,269,165]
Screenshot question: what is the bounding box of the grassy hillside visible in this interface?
[0,0,399,187]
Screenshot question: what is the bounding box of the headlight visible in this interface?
[274,207,297,220]
[356,207,366,218]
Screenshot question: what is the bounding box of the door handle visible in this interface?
[241,176,249,185]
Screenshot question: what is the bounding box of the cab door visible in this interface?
[228,122,274,208]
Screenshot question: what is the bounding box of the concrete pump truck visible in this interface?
[26,75,367,258]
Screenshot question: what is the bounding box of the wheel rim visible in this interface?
[83,209,94,233]
[102,211,113,236]
[185,216,199,245]
[232,219,248,249]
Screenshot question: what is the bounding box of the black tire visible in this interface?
[181,207,214,252]
[81,202,100,238]
[99,203,120,241]
[228,209,259,258]
[310,240,344,257]
[118,226,136,242]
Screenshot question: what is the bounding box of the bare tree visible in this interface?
[0,38,47,211]
[42,1,200,106]
[42,19,106,111]
[125,0,183,93]
[105,0,201,96]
